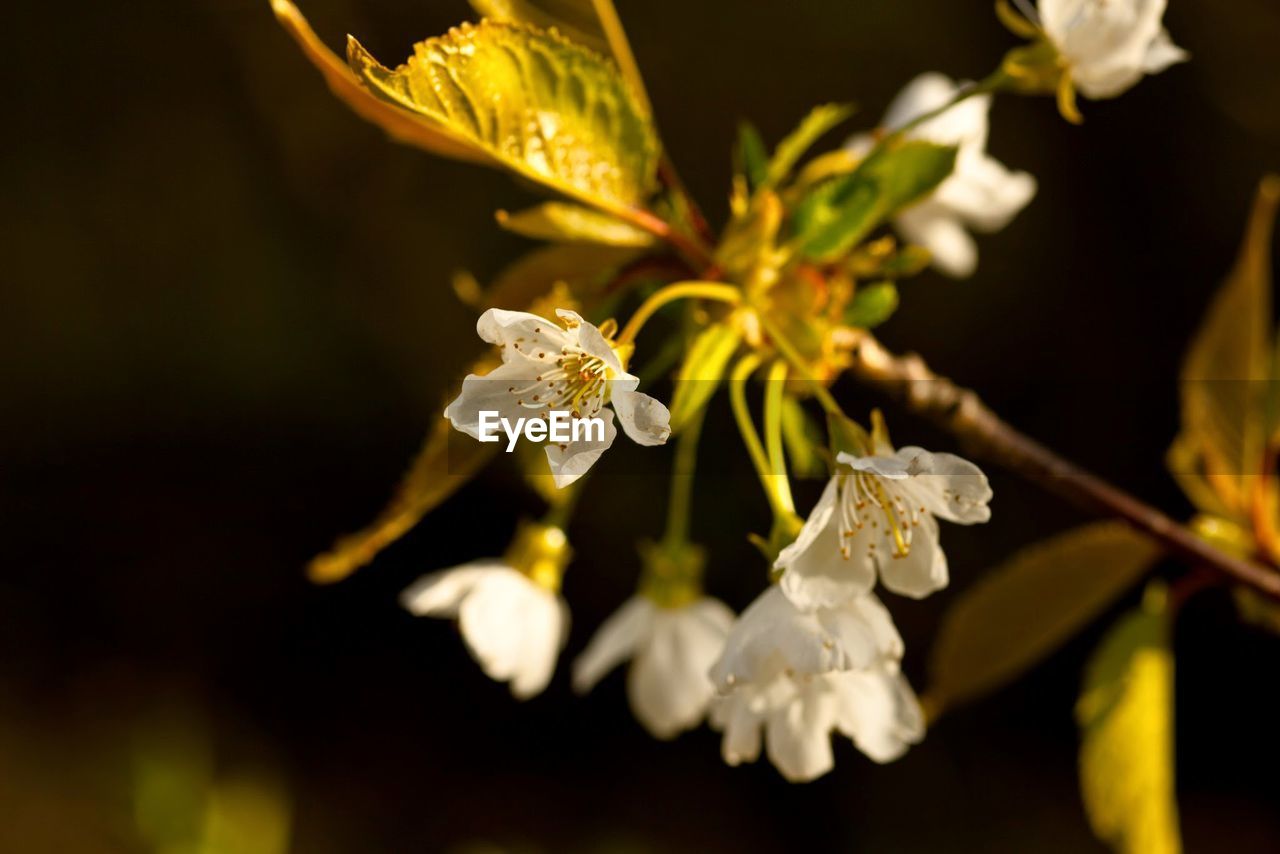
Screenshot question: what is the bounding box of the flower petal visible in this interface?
[445,360,543,440]
[711,694,763,766]
[458,568,564,698]
[628,598,732,739]
[572,595,654,694]
[710,588,850,689]
[895,446,993,524]
[764,683,838,782]
[558,309,625,374]
[610,381,672,447]
[836,451,912,480]
[399,562,497,617]
[476,308,570,363]
[894,204,979,279]
[877,512,949,599]
[831,666,925,763]
[544,408,618,488]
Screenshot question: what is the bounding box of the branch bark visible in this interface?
[847,334,1280,600]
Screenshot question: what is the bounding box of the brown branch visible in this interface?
[847,334,1280,600]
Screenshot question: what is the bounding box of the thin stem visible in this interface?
[763,359,795,515]
[542,477,585,530]
[617,281,741,346]
[730,353,793,519]
[663,400,706,548]
[621,206,717,272]
[847,332,1280,601]
[756,313,844,417]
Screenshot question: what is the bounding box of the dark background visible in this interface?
[5,0,1280,850]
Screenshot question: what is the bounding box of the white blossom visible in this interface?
[445,308,671,487]
[776,446,992,608]
[848,72,1037,279]
[707,587,924,781]
[1038,0,1187,100]
[401,523,571,700]
[573,595,735,739]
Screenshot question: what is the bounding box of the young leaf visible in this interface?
[764,103,855,190]
[668,322,743,432]
[469,0,609,54]
[927,522,1160,714]
[845,281,899,329]
[780,395,826,478]
[795,140,957,262]
[497,202,656,247]
[736,122,768,191]
[1077,584,1181,854]
[1171,176,1279,519]
[308,368,499,583]
[271,0,490,164]
[348,21,660,210]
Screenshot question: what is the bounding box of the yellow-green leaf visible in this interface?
[469,0,609,54]
[927,522,1160,714]
[1077,583,1181,854]
[497,202,656,247]
[1171,176,1279,518]
[307,380,499,584]
[270,0,490,164]
[668,321,743,432]
[348,21,660,210]
[844,281,899,329]
[764,103,856,190]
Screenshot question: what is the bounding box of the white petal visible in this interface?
[629,605,724,739]
[544,408,617,488]
[476,308,570,362]
[458,569,563,699]
[572,596,654,694]
[894,446,993,524]
[610,381,672,447]
[710,588,851,689]
[836,451,911,480]
[559,310,625,374]
[894,204,978,279]
[1143,27,1188,74]
[399,562,497,617]
[933,153,1037,233]
[712,694,763,766]
[444,360,543,440]
[764,684,838,782]
[883,73,989,154]
[831,667,925,763]
[877,513,949,599]
[817,592,905,667]
[777,478,878,611]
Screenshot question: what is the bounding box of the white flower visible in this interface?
[445,308,671,487]
[572,594,735,739]
[775,445,992,608]
[708,588,924,781]
[1038,0,1187,100]
[400,523,571,699]
[848,73,1036,278]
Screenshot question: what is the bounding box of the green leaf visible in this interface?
[497,202,656,247]
[926,522,1160,714]
[736,121,768,191]
[1077,584,1181,854]
[1171,176,1279,519]
[764,103,855,189]
[469,0,610,54]
[845,281,899,329]
[825,411,872,459]
[348,20,660,209]
[795,139,957,262]
[668,322,743,432]
[780,395,826,478]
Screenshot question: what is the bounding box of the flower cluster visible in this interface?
[273,0,1184,788]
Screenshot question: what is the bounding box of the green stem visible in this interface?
[730,353,793,519]
[617,281,741,346]
[763,359,795,515]
[662,401,705,548]
[542,478,585,530]
[756,314,844,417]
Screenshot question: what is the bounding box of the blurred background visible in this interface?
[4,0,1280,850]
